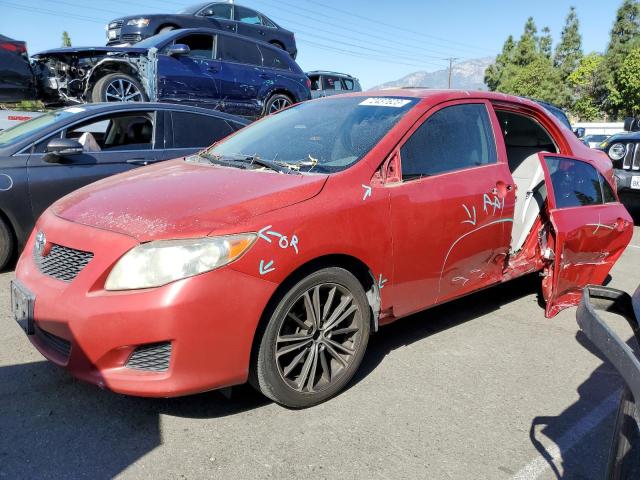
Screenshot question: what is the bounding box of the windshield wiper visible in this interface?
[218,154,302,175]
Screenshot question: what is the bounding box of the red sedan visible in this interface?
[12,90,634,407]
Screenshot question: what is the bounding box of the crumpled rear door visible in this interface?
[537,153,633,317]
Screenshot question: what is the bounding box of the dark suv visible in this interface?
[597,118,640,197]
[106,2,297,59]
[33,28,311,118]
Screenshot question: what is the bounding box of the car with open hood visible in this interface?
[32,28,310,118]
[12,90,634,408]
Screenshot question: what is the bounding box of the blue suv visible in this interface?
[33,28,311,118]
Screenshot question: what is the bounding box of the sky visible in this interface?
[0,0,620,89]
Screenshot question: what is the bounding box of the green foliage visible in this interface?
[62,31,72,47]
[485,1,640,120]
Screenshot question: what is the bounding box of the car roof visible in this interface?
[305,71,358,79]
[60,102,249,124]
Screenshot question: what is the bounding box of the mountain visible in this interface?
[369,57,495,91]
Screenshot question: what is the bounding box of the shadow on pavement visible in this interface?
[527,332,624,479]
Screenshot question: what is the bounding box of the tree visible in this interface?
[513,17,539,66]
[499,57,563,104]
[61,31,72,47]
[613,47,640,115]
[484,35,515,91]
[567,53,605,120]
[539,27,553,59]
[554,7,583,80]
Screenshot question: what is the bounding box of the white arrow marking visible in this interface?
[258,226,273,243]
[259,259,275,275]
[362,184,372,200]
[378,274,388,289]
[462,204,477,225]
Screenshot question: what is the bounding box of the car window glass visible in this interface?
[600,173,617,203]
[322,76,341,90]
[235,6,261,24]
[217,35,261,65]
[309,76,320,90]
[171,112,234,148]
[401,103,497,180]
[260,46,288,70]
[200,4,232,19]
[33,131,63,153]
[260,15,276,28]
[544,157,603,208]
[64,113,154,152]
[174,34,214,60]
[343,79,354,90]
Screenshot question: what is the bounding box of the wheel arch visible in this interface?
[156,23,180,34]
[249,253,381,371]
[86,61,143,97]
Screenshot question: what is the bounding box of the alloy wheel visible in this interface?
[275,283,364,393]
[104,78,144,102]
[268,97,291,113]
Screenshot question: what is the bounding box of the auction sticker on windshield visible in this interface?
[632,176,640,189]
[359,98,412,108]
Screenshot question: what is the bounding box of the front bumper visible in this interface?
[106,25,150,45]
[614,168,640,194]
[15,211,276,397]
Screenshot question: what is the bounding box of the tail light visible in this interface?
[0,42,27,54]
[306,77,311,89]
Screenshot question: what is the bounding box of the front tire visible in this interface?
[254,267,370,408]
[0,218,15,272]
[263,93,293,116]
[90,73,147,103]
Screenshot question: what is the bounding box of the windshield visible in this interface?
[134,30,177,48]
[176,2,209,14]
[206,96,418,174]
[0,108,80,148]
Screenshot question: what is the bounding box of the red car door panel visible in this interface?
[538,153,633,317]
[388,101,515,317]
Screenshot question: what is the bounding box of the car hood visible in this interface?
[33,46,148,58]
[51,159,328,241]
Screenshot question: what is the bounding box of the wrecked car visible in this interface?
[106,2,297,59]
[12,90,633,408]
[32,28,311,117]
[0,102,248,270]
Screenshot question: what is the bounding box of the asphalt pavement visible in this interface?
[1,209,639,480]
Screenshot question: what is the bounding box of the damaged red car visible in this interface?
[12,90,634,408]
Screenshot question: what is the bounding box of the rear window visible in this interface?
[216,35,261,66]
[171,112,234,148]
[260,46,290,71]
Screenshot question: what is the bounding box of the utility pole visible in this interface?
[444,57,459,89]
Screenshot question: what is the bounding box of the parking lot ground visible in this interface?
[1,221,639,480]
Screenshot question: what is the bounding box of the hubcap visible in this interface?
[275,283,363,393]
[269,97,291,114]
[104,78,143,102]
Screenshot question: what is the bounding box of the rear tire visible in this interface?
[90,73,147,103]
[0,218,15,272]
[253,267,370,408]
[263,93,293,116]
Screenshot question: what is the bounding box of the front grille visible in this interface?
[34,244,93,282]
[35,324,71,360]
[121,34,142,44]
[623,143,640,170]
[126,342,172,372]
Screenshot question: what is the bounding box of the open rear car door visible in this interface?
[537,153,634,317]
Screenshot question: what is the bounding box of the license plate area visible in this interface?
[631,176,640,190]
[11,280,34,335]
[108,29,120,40]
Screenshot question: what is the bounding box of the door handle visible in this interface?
[207,67,219,73]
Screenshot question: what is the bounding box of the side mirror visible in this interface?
[167,44,190,56]
[624,117,636,131]
[45,138,83,157]
[574,127,586,138]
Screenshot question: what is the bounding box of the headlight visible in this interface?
[127,18,151,27]
[105,234,256,291]
[608,143,627,161]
